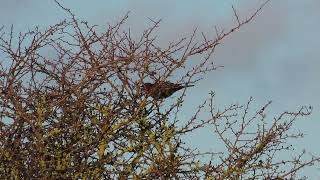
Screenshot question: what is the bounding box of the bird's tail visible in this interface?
[181,84,194,88]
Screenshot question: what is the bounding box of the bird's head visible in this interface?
[141,83,154,92]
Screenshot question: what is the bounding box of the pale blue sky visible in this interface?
[1,0,319,178]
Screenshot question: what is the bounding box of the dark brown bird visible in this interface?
[142,81,194,99]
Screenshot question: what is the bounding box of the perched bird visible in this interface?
[142,81,194,99]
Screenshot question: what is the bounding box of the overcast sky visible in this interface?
[1,0,319,178]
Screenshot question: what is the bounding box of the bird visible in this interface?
[142,81,194,99]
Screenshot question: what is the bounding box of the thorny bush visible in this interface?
[0,1,319,179]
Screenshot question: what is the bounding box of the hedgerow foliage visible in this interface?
[0,1,319,179]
